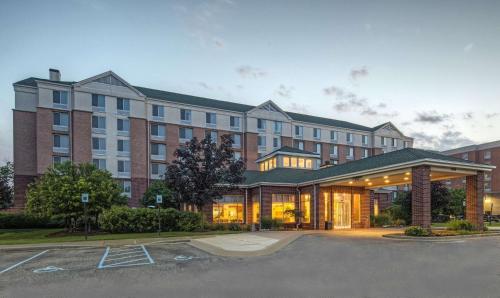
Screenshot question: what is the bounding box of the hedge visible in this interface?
[99,206,202,233]
[0,212,64,229]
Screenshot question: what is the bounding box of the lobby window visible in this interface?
[272,194,295,223]
[151,163,167,177]
[352,194,361,224]
[92,158,106,170]
[213,195,244,223]
[117,118,130,136]
[293,140,304,150]
[180,109,192,124]
[330,145,338,157]
[346,133,353,143]
[300,194,311,224]
[314,143,321,154]
[151,143,166,160]
[117,160,131,177]
[324,192,331,222]
[117,98,130,114]
[330,130,338,142]
[373,198,379,216]
[259,157,277,171]
[53,156,70,165]
[92,137,106,154]
[462,153,468,160]
[381,136,387,146]
[362,148,369,159]
[206,112,217,127]
[257,136,266,150]
[230,116,240,130]
[151,123,166,140]
[206,130,218,144]
[347,147,354,160]
[53,90,69,108]
[484,151,491,160]
[273,137,280,149]
[53,112,69,131]
[273,121,282,134]
[120,180,131,197]
[257,119,266,131]
[391,138,397,147]
[92,94,105,111]
[117,139,130,156]
[53,134,69,153]
[362,135,368,145]
[313,128,321,140]
[152,105,164,119]
[231,134,241,149]
[253,200,260,223]
[179,127,193,141]
[295,125,304,138]
[92,115,106,134]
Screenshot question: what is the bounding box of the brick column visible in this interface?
[412,166,431,230]
[359,189,372,228]
[317,185,326,230]
[130,118,148,207]
[466,172,484,230]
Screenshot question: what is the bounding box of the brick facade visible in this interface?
[411,165,431,229]
[36,107,53,174]
[466,172,484,230]
[71,110,92,164]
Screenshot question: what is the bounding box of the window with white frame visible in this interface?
[206,112,216,126]
[117,139,130,156]
[346,132,353,143]
[404,141,410,148]
[462,153,468,160]
[273,121,282,134]
[151,123,166,140]
[117,160,131,175]
[152,105,164,118]
[362,135,368,145]
[117,118,130,135]
[362,148,369,158]
[257,136,266,148]
[257,119,266,131]
[294,140,304,150]
[151,163,167,177]
[484,151,491,160]
[330,145,338,156]
[347,147,354,159]
[92,94,105,111]
[381,136,387,146]
[233,151,242,160]
[53,90,69,107]
[232,134,241,148]
[391,138,397,147]
[330,130,338,141]
[53,156,70,165]
[230,116,240,130]
[92,158,106,170]
[92,115,106,133]
[273,137,280,148]
[295,125,303,137]
[151,143,166,160]
[206,130,218,143]
[53,135,69,152]
[53,112,69,130]
[120,180,131,197]
[313,128,321,139]
[92,137,106,153]
[117,98,130,113]
[179,127,193,141]
[314,143,321,154]
[180,109,191,123]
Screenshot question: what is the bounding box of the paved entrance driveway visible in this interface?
[1,231,499,297]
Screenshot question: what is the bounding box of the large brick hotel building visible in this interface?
[12,70,493,230]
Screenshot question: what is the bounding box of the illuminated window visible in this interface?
[300,194,311,223]
[272,194,296,223]
[306,159,312,169]
[259,163,265,171]
[324,192,331,222]
[291,157,297,168]
[283,157,290,167]
[253,201,260,223]
[352,194,361,223]
[298,158,305,168]
[213,196,244,223]
[373,198,379,216]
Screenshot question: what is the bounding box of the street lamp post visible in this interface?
[156,195,162,237]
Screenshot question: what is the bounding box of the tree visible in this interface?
[164,134,246,224]
[141,180,176,209]
[449,188,466,217]
[26,162,127,231]
[431,182,452,221]
[0,161,14,209]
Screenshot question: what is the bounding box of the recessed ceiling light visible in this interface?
[349,181,353,184]
[404,177,409,181]
[364,178,370,182]
[384,179,390,183]
[368,182,373,186]
[405,172,410,176]
[383,175,389,179]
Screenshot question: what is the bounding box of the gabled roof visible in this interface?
[247,100,292,120]
[255,146,320,162]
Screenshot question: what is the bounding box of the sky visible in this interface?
[1,0,500,162]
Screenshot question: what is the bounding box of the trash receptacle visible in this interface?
[325,221,332,230]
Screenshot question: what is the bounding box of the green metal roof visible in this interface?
[241,148,488,186]
[286,112,374,132]
[14,77,75,87]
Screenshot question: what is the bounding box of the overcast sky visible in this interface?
[1,0,500,162]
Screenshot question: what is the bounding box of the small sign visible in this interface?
[156,195,162,204]
[81,193,89,203]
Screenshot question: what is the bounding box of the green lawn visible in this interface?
[0,229,241,245]
[431,222,500,228]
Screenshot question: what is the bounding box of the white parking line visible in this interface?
[98,245,154,269]
[0,250,49,274]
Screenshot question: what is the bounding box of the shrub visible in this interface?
[0,212,64,229]
[177,211,201,232]
[404,226,430,237]
[370,214,392,227]
[447,219,473,231]
[227,223,242,231]
[392,219,406,226]
[260,217,273,230]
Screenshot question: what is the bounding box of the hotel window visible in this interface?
[313,128,321,140]
[92,158,106,170]
[330,130,338,141]
[362,135,368,145]
[53,90,68,108]
[117,140,130,156]
[213,196,244,223]
[92,94,105,111]
[179,127,193,141]
[233,151,242,160]
[206,112,216,127]
[306,159,312,169]
[152,105,164,118]
[300,194,311,224]
[92,115,106,133]
[53,135,69,153]
[257,119,266,131]
[362,148,369,158]
[253,200,260,223]
[290,157,298,168]
[232,134,241,149]
[53,112,69,131]
[347,147,354,159]
[283,156,290,167]
[346,133,353,143]
[381,136,387,146]
[404,141,410,148]
[324,192,331,222]
[273,121,282,134]
[206,130,218,144]
[180,109,192,123]
[272,194,296,223]
[294,125,303,138]
[151,143,166,160]
[259,157,277,171]
[330,159,339,165]
[92,137,106,153]
[117,160,131,176]
[391,138,397,147]
[151,163,167,177]
[53,156,70,165]
[273,137,280,149]
[117,98,130,113]
[230,116,240,130]
[352,194,361,224]
[314,143,321,154]
[151,123,166,140]
[120,180,131,197]
[117,118,130,135]
[330,145,338,157]
[373,199,379,216]
[462,153,468,160]
[484,151,491,160]
[293,140,304,150]
[257,136,266,148]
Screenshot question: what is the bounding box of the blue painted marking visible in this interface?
[141,245,155,264]
[97,246,110,269]
[97,245,154,269]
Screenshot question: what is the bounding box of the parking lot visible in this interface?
[1,233,500,297]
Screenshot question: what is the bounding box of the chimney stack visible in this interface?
[49,69,61,81]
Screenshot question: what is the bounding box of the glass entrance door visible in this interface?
[333,193,351,229]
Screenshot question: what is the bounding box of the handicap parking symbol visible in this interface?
[174,255,194,261]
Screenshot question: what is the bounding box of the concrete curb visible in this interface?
[383,231,500,241]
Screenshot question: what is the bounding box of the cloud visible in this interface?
[464,43,475,53]
[287,103,309,114]
[463,112,473,120]
[198,82,211,90]
[236,65,267,79]
[415,111,451,124]
[486,113,499,119]
[275,84,293,98]
[350,66,368,81]
[410,130,474,151]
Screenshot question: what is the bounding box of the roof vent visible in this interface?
[49,69,61,81]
